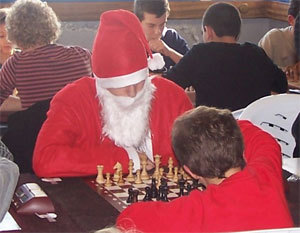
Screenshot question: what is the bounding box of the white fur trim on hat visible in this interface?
[94,68,149,88]
[148,53,165,71]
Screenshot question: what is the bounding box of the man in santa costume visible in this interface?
[32,9,193,177]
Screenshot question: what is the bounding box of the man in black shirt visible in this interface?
[164,2,287,111]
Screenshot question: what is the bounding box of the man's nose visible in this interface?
[154,27,162,36]
[126,85,138,98]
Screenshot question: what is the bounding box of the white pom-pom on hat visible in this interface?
[148,53,165,71]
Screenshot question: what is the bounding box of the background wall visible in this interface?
[57,18,288,51]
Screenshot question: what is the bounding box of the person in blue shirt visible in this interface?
[134,0,189,69]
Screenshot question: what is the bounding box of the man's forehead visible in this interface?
[142,12,167,24]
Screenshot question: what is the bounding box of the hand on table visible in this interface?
[285,61,300,82]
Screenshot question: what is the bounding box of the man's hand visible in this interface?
[285,61,300,82]
[138,153,155,171]
[149,38,183,64]
[149,38,170,56]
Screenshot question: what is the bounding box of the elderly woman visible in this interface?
[0,0,92,109]
[0,0,92,174]
[0,8,13,69]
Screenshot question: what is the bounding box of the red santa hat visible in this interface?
[92,9,158,88]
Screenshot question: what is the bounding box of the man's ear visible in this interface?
[288,15,295,26]
[183,165,201,180]
[204,25,216,42]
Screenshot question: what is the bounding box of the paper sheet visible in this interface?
[0,211,21,231]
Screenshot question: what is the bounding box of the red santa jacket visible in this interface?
[116,121,293,232]
[33,76,193,177]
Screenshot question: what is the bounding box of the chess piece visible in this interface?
[178,178,185,197]
[135,169,142,184]
[161,184,169,202]
[186,183,192,195]
[159,167,164,177]
[166,157,174,179]
[150,178,158,198]
[172,167,179,182]
[117,169,125,185]
[132,190,139,203]
[143,187,153,201]
[141,157,149,180]
[126,159,135,182]
[105,173,112,187]
[179,167,185,178]
[153,154,161,178]
[113,162,122,182]
[127,188,134,203]
[96,165,105,184]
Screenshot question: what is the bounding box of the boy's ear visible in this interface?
[183,165,201,180]
[287,15,295,26]
[205,25,216,41]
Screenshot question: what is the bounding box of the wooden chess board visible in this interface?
[86,176,200,212]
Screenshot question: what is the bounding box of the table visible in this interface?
[3,174,119,233]
[2,171,299,232]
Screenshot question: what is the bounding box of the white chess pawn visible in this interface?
[166,157,174,179]
[172,166,179,182]
[105,173,112,187]
[135,169,142,184]
[96,165,105,184]
[126,159,135,182]
[153,154,161,177]
[117,169,125,185]
[141,159,149,180]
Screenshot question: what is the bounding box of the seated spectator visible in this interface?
[0,0,92,173]
[134,0,189,69]
[116,106,293,232]
[0,140,19,222]
[259,0,299,81]
[163,2,287,111]
[33,10,192,178]
[0,8,13,69]
[0,0,92,110]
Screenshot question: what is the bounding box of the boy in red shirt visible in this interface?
[117,106,293,232]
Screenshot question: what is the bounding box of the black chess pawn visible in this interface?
[126,188,134,203]
[178,178,185,197]
[150,178,158,198]
[157,185,164,201]
[161,184,169,202]
[143,186,153,202]
[132,190,139,203]
[192,178,199,190]
[186,183,192,195]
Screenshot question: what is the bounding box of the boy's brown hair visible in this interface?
[172,106,245,179]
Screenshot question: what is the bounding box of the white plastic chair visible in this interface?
[238,94,300,159]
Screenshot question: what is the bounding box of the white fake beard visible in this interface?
[96,78,156,151]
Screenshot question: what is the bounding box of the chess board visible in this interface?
[86,176,200,212]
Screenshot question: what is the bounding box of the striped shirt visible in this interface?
[0,44,92,109]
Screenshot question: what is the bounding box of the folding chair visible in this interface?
[238,94,300,158]
[237,94,300,176]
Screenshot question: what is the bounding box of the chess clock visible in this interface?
[12,183,55,215]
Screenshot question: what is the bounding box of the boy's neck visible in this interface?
[211,36,237,44]
[206,167,241,185]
